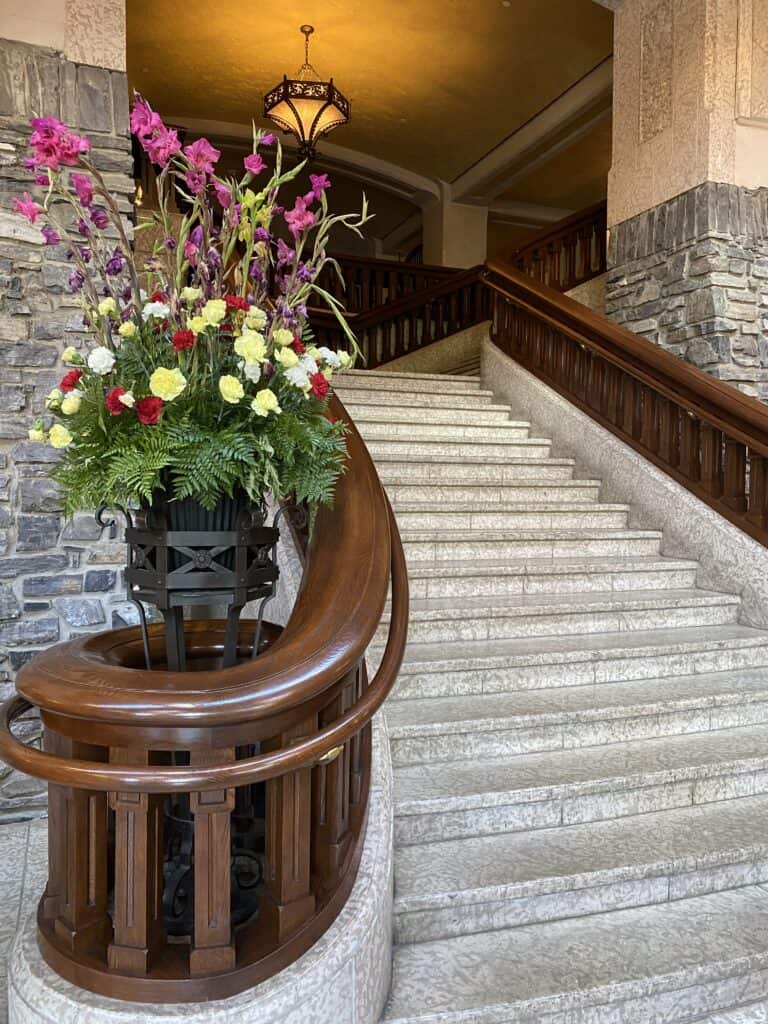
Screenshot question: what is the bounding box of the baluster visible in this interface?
[747,452,768,532]
[395,316,405,359]
[640,388,660,453]
[700,424,724,498]
[722,438,748,513]
[387,268,396,304]
[435,296,444,340]
[189,748,236,974]
[108,748,163,975]
[603,365,620,426]
[658,399,680,467]
[679,413,702,481]
[621,377,641,438]
[262,715,317,943]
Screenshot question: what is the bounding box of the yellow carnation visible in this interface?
[234,331,267,364]
[97,297,117,317]
[219,375,244,404]
[275,346,299,368]
[188,316,206,335]
[28,425,46,442]
[118,321,137,338]
[61,346,79,363]
[45,388,62,409]
[337,350,352,368]
[49,424,73,449]
[149,366,187,402]
[251,388,281,417]
[322,367,333,381]
[202,299,227,325]
[271,327,294,348]
[181,286,202,304]
[245,306,267,330]
[60,393,81,415]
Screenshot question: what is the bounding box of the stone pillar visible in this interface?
[422,184,488,268]
[603,0,768,398]
[0,1,134,816]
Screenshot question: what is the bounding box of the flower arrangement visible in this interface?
[13,95,370,514]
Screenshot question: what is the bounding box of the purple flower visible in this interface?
[183,137,220,173]
[34,174,49,186]
[183,239,199,267]
[248,260,264,281]
[206,246,222,270]
[164,236,176,250]
[71,172,93,207]
[23,156,39,171]
[77,218,90,237]
[244,152,266,176]
[121,285,133,302]
[90,207,108,229]
[68,269,85,293]
[231,203,241,226]
[261,133,276,146]
[105,248,124,276]
[78,246,92,263]
[276,237,295,267]
[253,227,270,243]
[41,225,60,246]
[297,263,314,283]
[308,172,331,199]
[190,226,203,247]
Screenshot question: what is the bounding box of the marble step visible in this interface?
[404,556,699,599]
[334,370,488,397]
[385,666,768,766]
[393,792,768,943]
[391,501,630,531]
[336,385,498,408]
[365,435,552,460]
[392,721,768,846]
[358,419,531,441]
[699,1002,768,1023]
[383,883,768,1023]
[401,527,663,562]
[375,588,738,646]
[375,454,578,482]
[384,624,768,699]
[343,401,515,424]
[384,479,603,504]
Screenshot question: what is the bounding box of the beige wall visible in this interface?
[0,0,126,70]
[422,185,488,267]
[608,0,768,225]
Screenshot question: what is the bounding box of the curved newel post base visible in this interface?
[8,716,393,1024]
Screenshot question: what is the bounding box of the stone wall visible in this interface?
[0,38,133,819]
[606,181,768,398]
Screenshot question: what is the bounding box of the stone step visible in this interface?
[384,624,768,699]
[385,666,768,766]
[401,527,663,562]
[336,387,501,409]
[344,401,515,424]
[342,368,482,384]
[358,419,531,441]
[404,556,698,599]
[334,371,489,397]
[383,883,768,1023]
[365,435,552,460]
[375,454,578,482]
[392,721,768,846]
[384,479,603,504]
[376,588,740,646]
[393,792,768,943]
[700,1002,768,1023]
[391,501,630,531]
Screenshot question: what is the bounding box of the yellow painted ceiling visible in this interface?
[127,0,613,182]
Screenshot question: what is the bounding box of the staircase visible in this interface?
[334,367,768,1024]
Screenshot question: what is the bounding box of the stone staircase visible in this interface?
[333,368,768,1024]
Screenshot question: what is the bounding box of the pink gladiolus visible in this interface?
[284,195,317,238]
[183,238,199,267]
[244,152,266,176]
[12,192,42,224]
[309,172,331,198]
[29,117,90,170]
[143,125,181,168]
[213,181,232,208]
[71,172,93,207]
[185,169,206,195]
[129,93,163,138]
[261,133,275,146]
[183,137,220,174]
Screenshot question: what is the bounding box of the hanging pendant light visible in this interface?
[263,25,350,161]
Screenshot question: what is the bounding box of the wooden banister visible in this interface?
[510,200,607,292]
[0,393,408,1003]
[315,253,458,314]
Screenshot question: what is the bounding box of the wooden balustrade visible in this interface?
[315,253,456,313]
[0,396,408,1003]
[510,201,607,292]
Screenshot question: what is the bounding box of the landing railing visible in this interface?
[0,395,408,1003]
[510,200,607,292]
[315,253,457,314]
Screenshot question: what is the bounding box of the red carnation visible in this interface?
[292,337,305,354]
[172,329,195,351]
[135,396,163,425]
[310,371,329,400]
[105,386,127,415]
[224,294,249,312]
[60,369,83,393]
[151,290,166,302]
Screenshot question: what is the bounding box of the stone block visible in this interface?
[55,596,105,627]
[0,341,58,367]
[61,514,103,540]
[16,514,61,552]
[23,575,82,597]
[76,64,113,132]
[686,288,728,323]
[0,616,58,644]
[19,477,62,513]
[84,569,116,592]
[0,583,20,621]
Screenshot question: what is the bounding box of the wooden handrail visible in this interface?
[510,200,607,292]
[315,252,459,314]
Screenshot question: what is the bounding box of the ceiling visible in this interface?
[126,0,613,184]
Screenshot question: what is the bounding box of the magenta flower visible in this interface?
[184,169,206,195]
[90,207,109,229]
[34,174,49,186]
[213,181,232,208]
[284,195,317,238]
[231,203,241,226]
[129,94,162,138]
[261,133,276,146]
[143,125,181,168]
[29,117,90,170]
[309,173,331,198]
[71,172,93,207]
[244,152,266,176]
[12,192,42,224]
[41,225,60,246]
[23,156,39,171]
[183,137,220,174]
[183,239,199,267]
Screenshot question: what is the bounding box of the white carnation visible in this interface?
[317,346,341,369]
[300,354,318,375]
[87,346,116,375]
[284,365,310,390]
[243,361,262,383]
[141,301,170,321]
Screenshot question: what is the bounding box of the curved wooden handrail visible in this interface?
[0,500,407,793]
[509,201,607,293]
[13,393,393,726]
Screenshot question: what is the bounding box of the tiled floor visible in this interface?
[0,817,48,1024]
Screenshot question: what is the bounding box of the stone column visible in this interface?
[0,1,134,816]
[422,183,488,267]
[602,0,768,398]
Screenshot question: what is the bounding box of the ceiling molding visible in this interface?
[592,1,622,9]
[488,201,575,226]
[449,57,613,203]
[161,115,439,207]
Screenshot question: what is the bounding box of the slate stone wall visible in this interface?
[606,182,768,400]
[0,38,133,819]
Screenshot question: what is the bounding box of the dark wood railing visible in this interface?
[510,200,607,292]
[0,395,408,1003]
[316,253,456,313]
